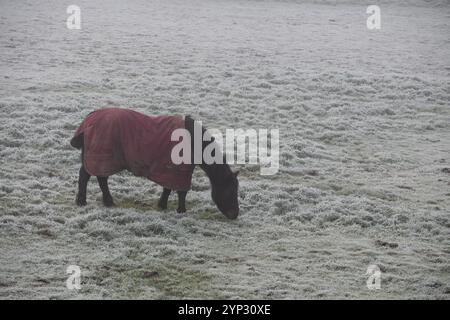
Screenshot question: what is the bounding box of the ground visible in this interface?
[0,0,449,299]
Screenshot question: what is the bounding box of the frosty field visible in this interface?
[0,0,449,299]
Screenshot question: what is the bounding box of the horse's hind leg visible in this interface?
[76,165,90,206]
[158,188,171,210]
[97,176,115,207]
[176,191,187,213]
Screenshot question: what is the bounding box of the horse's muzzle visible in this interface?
[225,209,239,220]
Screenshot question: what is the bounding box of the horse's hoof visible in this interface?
[157,201,167,210]
[103,198,115,207]
[76,196,87,206]
[177,208,186,213]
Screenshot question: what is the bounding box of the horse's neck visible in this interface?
[198,139,231,183]
[185,115,232,183]
[199,161,231,184]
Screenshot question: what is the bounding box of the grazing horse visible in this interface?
[70,108,239,219]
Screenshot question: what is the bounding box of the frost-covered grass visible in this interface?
[0,0,449,299]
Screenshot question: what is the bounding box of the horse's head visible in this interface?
[211,170,239,219]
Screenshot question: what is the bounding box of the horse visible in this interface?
[70,108,240,219]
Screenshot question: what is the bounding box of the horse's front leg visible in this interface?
[177,191,187,213]
[158,188,171,210]
[76,165,91,206]
[97,176,115,207]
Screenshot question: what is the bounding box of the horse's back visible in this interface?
[70,108,193,190]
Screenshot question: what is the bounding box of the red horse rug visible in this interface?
[70,108,194,191]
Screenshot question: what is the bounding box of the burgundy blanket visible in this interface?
[71,108,194,191]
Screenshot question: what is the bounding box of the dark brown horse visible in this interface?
[71,110,239,219]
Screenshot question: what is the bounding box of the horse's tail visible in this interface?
[70,133,83,149]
